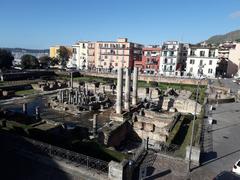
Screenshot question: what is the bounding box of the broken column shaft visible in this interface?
[35,106,40,120]
[116,67,123,114]
[70,72,73,89]
[132,67,138,106]
[124,68,131,111]
[22,103,27,114]
[93,114,98,137]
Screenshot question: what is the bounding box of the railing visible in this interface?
[149,142,180,157]
[0,130,109,174]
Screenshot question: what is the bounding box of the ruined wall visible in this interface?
[161,97,202,114]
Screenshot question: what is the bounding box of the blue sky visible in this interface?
[0,0,240,49]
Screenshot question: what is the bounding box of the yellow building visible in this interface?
[49,45,73,58]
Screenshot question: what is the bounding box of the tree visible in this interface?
[50,57,60,66]
[38,55,51,68]
[57,46,70,67]
[21,54,39,69]
[0,49,14,70]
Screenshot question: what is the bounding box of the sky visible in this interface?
[0,0,240,49]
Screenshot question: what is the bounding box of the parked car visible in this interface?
[214,171,240,180]
[233,159,240,175]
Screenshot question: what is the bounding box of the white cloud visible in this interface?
[230,11,240,19]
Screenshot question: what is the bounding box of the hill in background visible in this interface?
[204,30,240,44]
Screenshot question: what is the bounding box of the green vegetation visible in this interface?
[1,119,126,162]
[15,89,36,96]
[0,49,14,69]
[21,54,39,69]
[167,111,204,158]
[72,140,126,162]
[166,116,185,145]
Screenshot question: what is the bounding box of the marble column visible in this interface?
[116,67,123,114]
[124,68,131,111]
[132,67,138,105]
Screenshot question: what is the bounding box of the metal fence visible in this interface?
[149,141,180,156]
[0,130,109,174]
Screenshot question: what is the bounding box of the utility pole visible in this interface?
[188,65,204,174]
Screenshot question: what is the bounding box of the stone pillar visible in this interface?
[22,103,27,114]
[100,104,104,111]
[102,86,106,94]
[89,105,92,111]
[124,68,131,111]
[35,106,40,120]
[61,90,64,103]
[116,67,123,114]
[70,72,73,89]
[132,67,138,106]
[94,85,97,94]
[149,89,152,100]
[93,114,98,136]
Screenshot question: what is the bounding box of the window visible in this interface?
[122,44,126,48]
[115,63,118,66]
[209,60,212,65]
[164,58,168,64]
[170,66,172,71]
[200,51,205,57]
[190,50,196,56]
[104,62,107,65]
[163,51,167,56]
[190,67,193,72]
[82,43,85,48]
[200,60,203,66]
[190,59,195,64]
[164,65,166,70]
[169,51,174,56]
[73,48,77,54]
[208,68,213,74]
[105,55,108,59]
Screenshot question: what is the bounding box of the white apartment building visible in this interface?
[159,41,188,76]
[218,42,240,77]
[68,41,88,70]
[186,45,219,78]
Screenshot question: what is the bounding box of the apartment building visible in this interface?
[67,41,88,70]
[140,46,161,74]
[93,38,143,71]
[186,44,219,78]
[218,42,240,77]
[159,41,188,76]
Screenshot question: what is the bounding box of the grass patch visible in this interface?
[15,89,36,96]
[166,115,185,145]
[173,112,202,158]
[72,140,126,162]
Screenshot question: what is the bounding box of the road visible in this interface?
[191,102,240,179]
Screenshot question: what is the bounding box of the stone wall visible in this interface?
[81,72,208,86]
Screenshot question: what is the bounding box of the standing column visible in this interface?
[132,67,138,106]
[22,103,27,114]
[124,68,131,111]
[70,72,73,89]
[93,114,98,137]
[35,106,40,120]
[116,67,123,114]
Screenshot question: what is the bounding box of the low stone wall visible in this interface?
[81,72,208,86]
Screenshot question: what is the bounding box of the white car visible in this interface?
[232,159,240,175]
